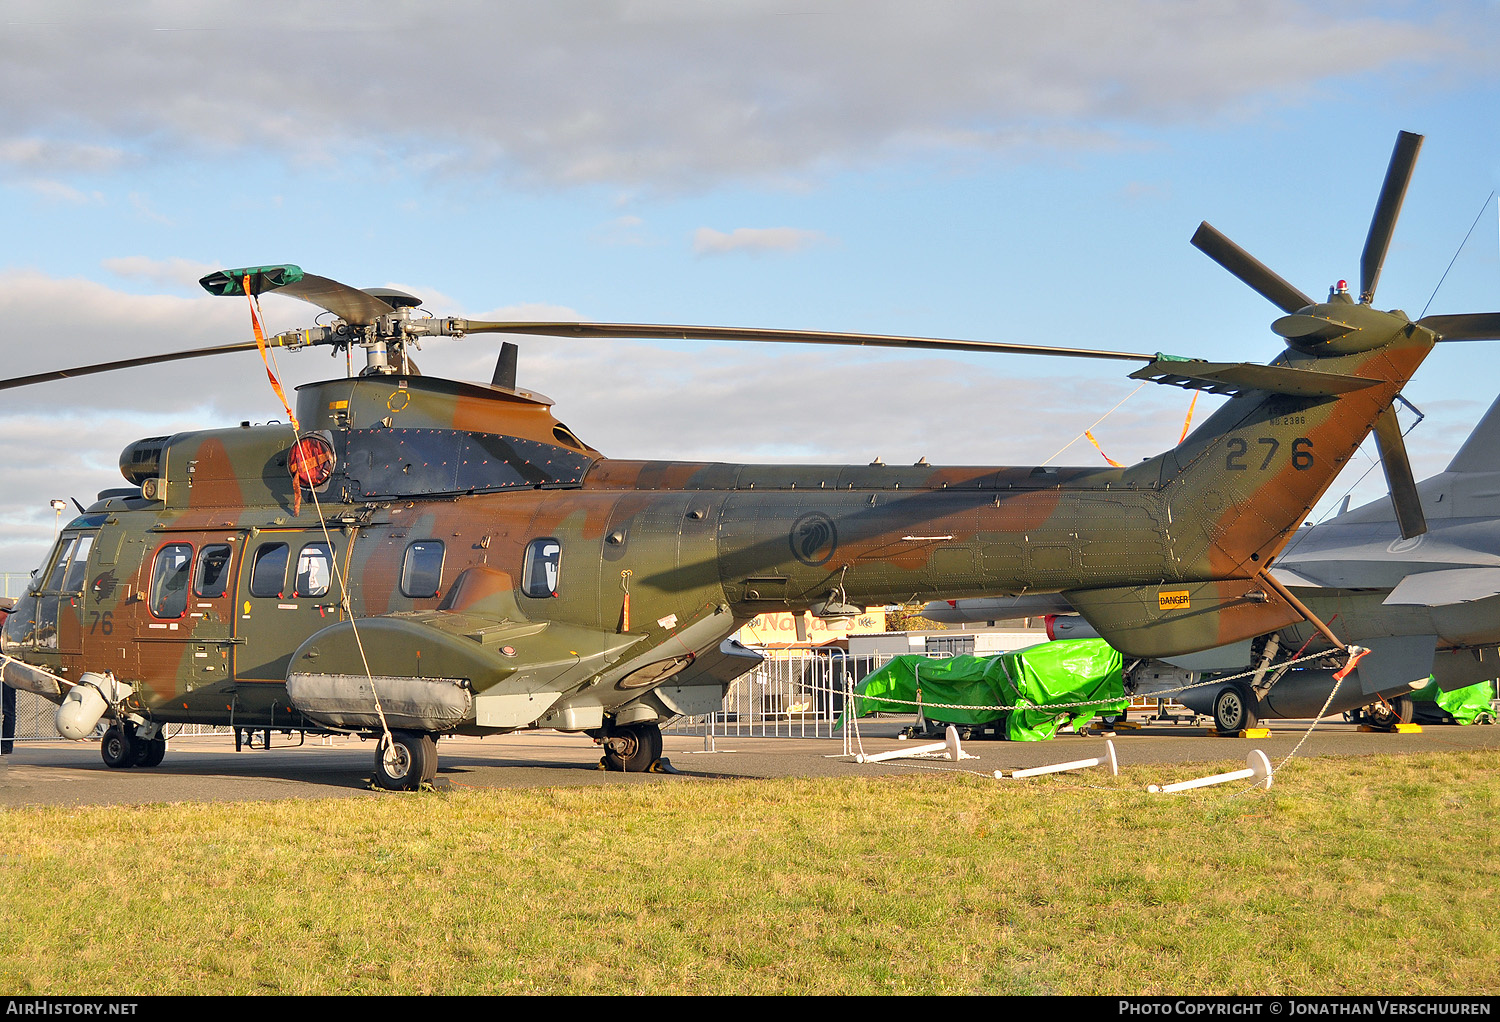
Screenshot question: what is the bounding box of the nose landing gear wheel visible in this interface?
[1212,684,1258,735]
[373,730,436,791]
[100,724,136,768]
[602,722,663,772]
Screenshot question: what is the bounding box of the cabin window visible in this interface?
[295,543,333,598]
[195,544,234,599]
[249,543,290,599]
[522,538,561,598]
[150,543,194,619]
[401,541,445,599]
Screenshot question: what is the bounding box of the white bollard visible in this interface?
[857,724,964,764]
[1000,740,1119,780]
[1148,750,1273,794]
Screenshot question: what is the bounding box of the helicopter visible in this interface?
[4,130,1497,790]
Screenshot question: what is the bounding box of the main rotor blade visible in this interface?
[0,339,283,392]
[1373,404,1428,540]
[456,321,1159,362]
[266,274,395,327]
[1191,222,1314,314]
[1360,131,1424,304]
[199,267,395,326]
[1418,312,1500,341]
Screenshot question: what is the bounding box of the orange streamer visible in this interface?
[245,275,299,434]
[1178,391,1199,444]
[1084,430,1124,468]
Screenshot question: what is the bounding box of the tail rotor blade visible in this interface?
[1191,222,1314,314]
[1373,404,1428,539]
[1360,131,1424,304]
[1418,312,1500,341]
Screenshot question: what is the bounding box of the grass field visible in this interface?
[2,749,1497,995]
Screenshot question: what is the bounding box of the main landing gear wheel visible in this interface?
[373,730,436,791]
[602,721,663,773]
[1367,695,1415,731]
[1212,684,1258,735]
[100,724,136,768]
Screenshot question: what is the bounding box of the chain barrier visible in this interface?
[847,648,1347,717]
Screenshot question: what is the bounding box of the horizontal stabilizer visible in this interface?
[1382,567,1500,607]
[1128,360,1380,397]
[1271,312,1357,343]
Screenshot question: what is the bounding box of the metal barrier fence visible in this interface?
[0,573,32,599]
[664,652,894,739]
[6,689,233,742]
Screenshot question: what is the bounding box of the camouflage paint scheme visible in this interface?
[0,321,1433,743]
[10,132,1483,781]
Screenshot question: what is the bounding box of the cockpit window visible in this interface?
[61,535,94,593]
[42,537,76,592]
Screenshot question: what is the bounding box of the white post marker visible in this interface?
[1148,749,1273,794]
[1000,740,1118,780]
[856,724,965,764]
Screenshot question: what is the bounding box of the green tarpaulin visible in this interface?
[1412,677,1497,725]
[844,639,1127,741]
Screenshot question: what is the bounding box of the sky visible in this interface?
[4,0,1500,571]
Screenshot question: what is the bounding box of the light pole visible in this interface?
[50,499,66,541]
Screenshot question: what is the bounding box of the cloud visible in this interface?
[16,179,104,204]
[592,214,654,247]
[101,256,219,291]
[692,226,829,256]
[0,1,1471,190]
[0,138,128,174]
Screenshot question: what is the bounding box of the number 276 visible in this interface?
[1226,436,1313,471]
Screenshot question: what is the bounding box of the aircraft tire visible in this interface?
[420,733,438,783]
[1391,695,1415,725]
[100,724,136,769]
[1367,695,1415,730]
[1212,685,1257,734]
[373,730,432,791]
[603,721,662,773]
[135,737,167,768]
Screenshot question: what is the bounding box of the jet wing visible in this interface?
[1382,567,1500,607]
[1268,566,1329,588]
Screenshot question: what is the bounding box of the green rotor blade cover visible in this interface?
[199,264,305,297]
